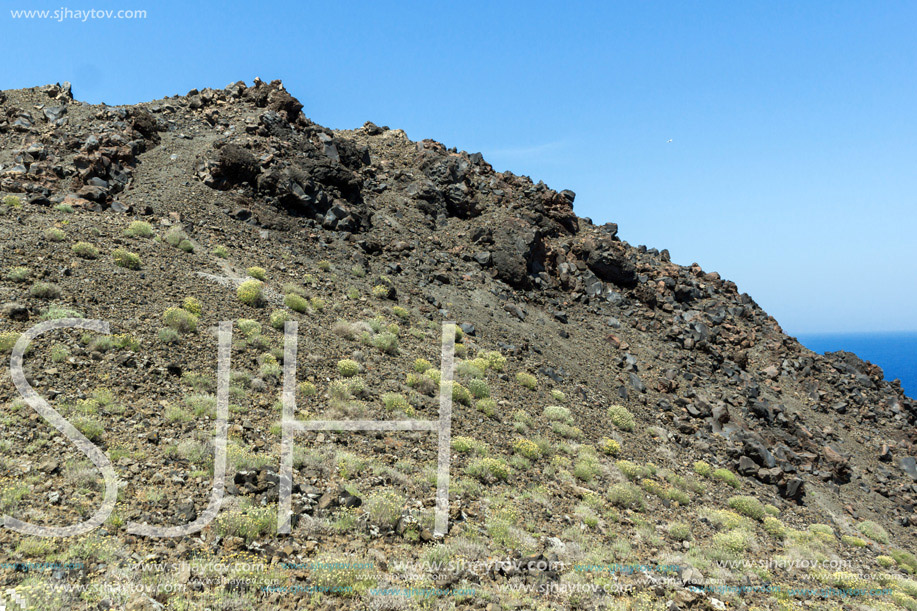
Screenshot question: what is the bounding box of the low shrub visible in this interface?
[163,307,198,333]
[513,438,542,460]
[543,405,571,422]
[382,393,409,412]
[608,483,644,511]
[125,221,154,238]
[476,398,496,417]
[466,457,510,483]
[515,372,537,390]
[857,520,890,544]
[30,282,61,299]
[7,266,30,282]
[44,227,66,242]
[727,496,766,520]
[712,468,741,489]
[600,438,621,456]
[285,293,309,313]
[182,297,202,315]
[238,279,264,306]
[337,359,360,377]
[763,516,786,539]
[668,522,692,541]
[269,309,291,329]
[247,266,267,281]
[112,249,141,269]
[608,404,635,431]
[71,242,99,259]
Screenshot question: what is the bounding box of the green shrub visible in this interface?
[513,438,542,460]
[310,297,325,312]
[182,297,202,315]
[163,307,198,333]
[50,344,70,362]
[112,248,141,269]
[482,351,506,372]
[164,228,188,247]
[467,378,490,399]
[382,393,409,412]
[857,520,890,544]
[451,382,472,406]
[764,504,780,517]
[712,468,741,489]
[158,328,180,344]
[466,457,510,483]
[608,483,644,511]
[372,332,398,354]
[317,260,331,272]
[600,438,621,456]
[246,266,267,281]
[413,358,432,373]
[237,319,262,338]
[74,417,104,442]
[337,359,360,377]
[543,405,571,422]
[125,221,154,238]
[41,305,83,320]
[30,282,61,299]
[238,279,264,306]
[452,436,483,454]
[213,246,229,258]
[552,422,582,439]
[392,306,409,319]
[72,242,100,258]
[365,490,404,528]
[616,460,650,481]
[876,555,896,568]
[0,332,21,354]
[260,354,281,379]
[608,404,635,431]
[476,398,496,417]
[269,309,291,329]
[763,516,786,539]
[712,529,754,555]
[298,381,317,397]
[456,361,484,379]
[179,239,194,252]
[7,266,30,282]
[515,372,537,390]
[668,522,692,541]
[54,203,74,213]
[890,549,917,573]
[44,228,66,242]
[372,285,391,299]
[550,389,567,402]
[215,505,276,543]
[727,496,765,520]
[285,293,309,313]
[3,195,22,207]
[841,535,867,547]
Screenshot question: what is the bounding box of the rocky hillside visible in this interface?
[1,80,916,611]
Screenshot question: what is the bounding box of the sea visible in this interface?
[795,332,917,399]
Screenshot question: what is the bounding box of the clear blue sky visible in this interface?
[4,1,915,334]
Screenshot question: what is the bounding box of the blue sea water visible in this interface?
[795,332,917,399]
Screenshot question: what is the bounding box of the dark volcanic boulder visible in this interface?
[210,144,259,189]
[586,245,637,288]
[491,219,545,289]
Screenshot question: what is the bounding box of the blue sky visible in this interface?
[3,1,915,334]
